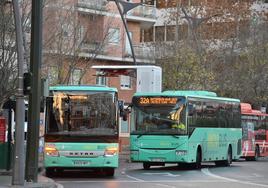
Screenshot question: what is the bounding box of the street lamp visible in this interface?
[11,0,26,185]
[109,0,141,65]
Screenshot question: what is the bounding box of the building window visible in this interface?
[166,26,175,41]
[62,23,72,38]
[108,28,120,44]
[96,71,108,86]
[155,26,165,42]
[142,28,154,42]
[125,31,133,56]
[120,118,129,133]
[120,75,131,89]
[48,66,58,85]
[71,68,82,85]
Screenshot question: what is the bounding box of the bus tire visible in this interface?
[245,156,252,161]
[45,168,55,177]
[105,168,115,177]
[254,145,260,161]
[143,162,151,170]
[194,147,202,169]
[223,146,232,166]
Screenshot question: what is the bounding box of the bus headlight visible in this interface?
[104,147,118,157]
[45,144,59,157]
[176,150,187,156]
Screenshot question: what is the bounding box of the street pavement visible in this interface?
[53,154,268,188]
[0,170,63,188]
[3,153,268,188]
[0,152,130,188]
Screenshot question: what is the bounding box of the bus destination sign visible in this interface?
[138,97,178,105]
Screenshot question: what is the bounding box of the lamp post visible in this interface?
[11,0,26,185]
[25,0,43,182]
[110,0,141,64]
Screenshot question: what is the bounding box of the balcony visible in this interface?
[125,43,155,61]
[77,0,107,12]
[80,42,106,55]
[126,4,156,28]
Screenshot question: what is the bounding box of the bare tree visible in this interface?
[0,0,32,108]
[42,0,120,85]
[154,0,268,107]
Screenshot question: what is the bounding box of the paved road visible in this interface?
[52,157,268,188]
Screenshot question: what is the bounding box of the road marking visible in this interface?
[125,174,145,182]
[201,168,238,182]
[253,173,263,177]
[143,172,181,177]
[57,180,229,183]
[202,168,268,187]
[155,183,176,188]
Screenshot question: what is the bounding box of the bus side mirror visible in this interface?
[118,100,131,121]
[122,105,132,121]
[122,110,128,121]
[118,100,124,117]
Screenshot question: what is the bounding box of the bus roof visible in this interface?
[134,90,240,102]
[49,85,118,92]
[241,103,268,116]
[163,90,217,97]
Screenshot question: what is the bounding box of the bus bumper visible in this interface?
[130,149,189,163]
[44,155,118,168]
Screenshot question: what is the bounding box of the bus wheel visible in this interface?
[45,168,55,177]
[143,162,151,170]
[105,168,115,177]
[254,146,260,161]
[194,148,202,169]
[245,156,252,161]
[223,146,232,166]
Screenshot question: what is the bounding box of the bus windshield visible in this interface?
[46,91,117,136]
[131,96,187,135]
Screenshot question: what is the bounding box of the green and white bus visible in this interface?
[130,90,242,169]
[44,85,120,176]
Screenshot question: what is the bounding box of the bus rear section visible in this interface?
[241,103,268,161]
[130,91,242,169]
[44,86,119,176]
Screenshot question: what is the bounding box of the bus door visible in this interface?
[242,119,255,155]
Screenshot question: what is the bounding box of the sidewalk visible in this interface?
[0,170,63,188]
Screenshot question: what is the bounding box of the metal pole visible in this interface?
[25,0,43,182]
[11,0,26,185]
[7,107,12,171]
[114,0,137,64]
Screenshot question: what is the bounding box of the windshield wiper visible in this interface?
[152,116,175,124]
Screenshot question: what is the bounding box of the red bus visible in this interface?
[241,103,268,160]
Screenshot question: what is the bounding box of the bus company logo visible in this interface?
[69,152,94,157]
[61,151,102,157]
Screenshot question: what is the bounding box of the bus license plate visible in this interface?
[151,158,164,162]
[73,160,90,166]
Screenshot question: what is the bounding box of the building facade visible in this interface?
[42,0,157,150]
[42,0,268,150]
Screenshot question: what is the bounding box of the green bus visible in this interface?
[44,85,120,176]
[129,90,242,169]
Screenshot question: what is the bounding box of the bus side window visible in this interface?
[217,104,225,128]
[188,100,202,133]
[233,103,241,128]
[203,101,218,128]
[265,117,268,141]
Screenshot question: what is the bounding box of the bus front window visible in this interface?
[131,97,187,135]
[47,92,117,136]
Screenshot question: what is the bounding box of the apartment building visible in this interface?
[140,0,268,58]
[42,0,157,149]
